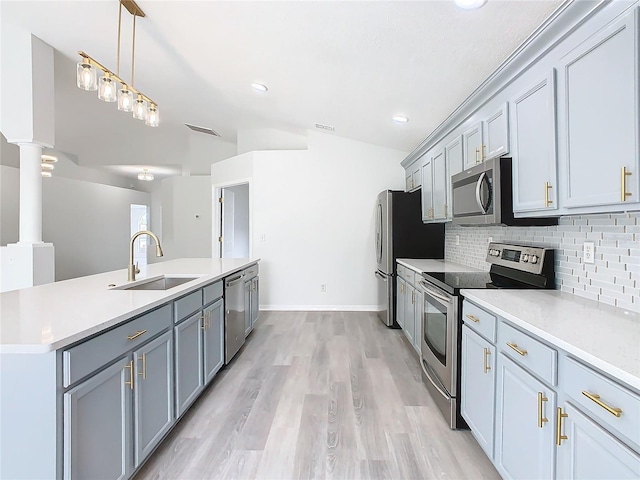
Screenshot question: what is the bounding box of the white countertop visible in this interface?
[0,258,260,354]
[397,258,482,274]
[461,289,640,391]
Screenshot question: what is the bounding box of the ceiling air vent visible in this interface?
[315,123,335,132]
[184,123,221,137]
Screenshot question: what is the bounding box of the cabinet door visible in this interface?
[495,353,556,480]
[174,311,204,418]
[432,148,447,220]
[413,288,423,354]
[511,71,558,213]
[421,160,434,222]
[244,280,252,337]
[63,359,131,480]
[412,164,422,190]
[445,136,464,220]
[396,277,406,329]
[132,331,173,468]
[203,298,224,385]
[463,121,484,170]
[251,277,259,327]
[484,103,510,160]
[558,9,639,208]
[461,326,496,460]
[403,284,416,346]
[405,172,413,192]
[556,402,640,480]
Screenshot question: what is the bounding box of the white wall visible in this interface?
[237,128,308,155]
[160,176,213,260]
[212,130,407,310]
[186,133,237,175]
[0,166,20,245]
[225,183,249,257]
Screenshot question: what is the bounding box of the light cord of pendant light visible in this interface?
[131,13,136,87]
[116,1,122,77]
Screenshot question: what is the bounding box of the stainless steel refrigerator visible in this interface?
[375,190,444,327]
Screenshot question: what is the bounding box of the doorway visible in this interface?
[130,204,150,266]
[216,183,249,258]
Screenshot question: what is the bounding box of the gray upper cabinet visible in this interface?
[463,121,484,170]
[484,103,510,161]
[405,161,422,192]
[432,148,447,221]
[174,311,204,418]
[511,71,559,213]
[203,298,224,385]
[445,135,464,221]
[64,359,131,480]
[421,156,434,222]
[132,331,174,469]
[558,8,639,209]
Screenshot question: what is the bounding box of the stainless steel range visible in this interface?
[419,242,555,429]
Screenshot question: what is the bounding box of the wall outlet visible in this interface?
[456,235,460,246]
[583,242,595,264]
[321,284,326,292]
[488,236,493,244]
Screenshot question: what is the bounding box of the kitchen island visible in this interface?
[0,257,260,480]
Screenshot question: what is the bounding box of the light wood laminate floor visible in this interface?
[136,311,500,480]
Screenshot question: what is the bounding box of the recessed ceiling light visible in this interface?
[392,115,409,124]
[454,0,487,9]
[251,82,268,92]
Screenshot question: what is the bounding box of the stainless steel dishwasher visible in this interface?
[224,272,246,363]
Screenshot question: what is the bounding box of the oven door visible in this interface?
[419,279,459,397]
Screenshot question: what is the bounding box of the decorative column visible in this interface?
[18,143,44,244]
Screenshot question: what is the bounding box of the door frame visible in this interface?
[212,178,252,259]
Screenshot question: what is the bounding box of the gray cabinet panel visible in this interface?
[484,103,510,160]
[559,8,639,208]
[133,331,174,468]
[556,402,640,479]
[203,298,225,385]
[403,283,416,346]
[495,353,556,480]
[244,280,252,337]
[511,71,558,213]
[174,290,203,323]
[432,148,447,220]
[203,280,223,306]
[463,121,483,170]
[445,136,463,221]
[421,159,434,222]
[174,311,204,417]
[250,277,259,328]
[396,276,406,329]
[64,359,131,480]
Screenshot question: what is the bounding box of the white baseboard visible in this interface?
[260,305,377,312]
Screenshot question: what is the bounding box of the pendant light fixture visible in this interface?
[137,169,154,181]
[41,154,58,178]
[76,0,158,126]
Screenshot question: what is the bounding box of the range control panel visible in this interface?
[485,242,552,275]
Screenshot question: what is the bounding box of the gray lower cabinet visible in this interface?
[558,7,639,209]
[244,279,252,336]
[556,402,640,479]
[495,353,557,480]
[133,331,174,468]
[174,310,204,417]
[396,276,406,329]
[403,282,416,346]
[421,157,434,222]
[250,277,259,329]
[64,358,132,480]
[461,325,496,459]
[203,298,225,385]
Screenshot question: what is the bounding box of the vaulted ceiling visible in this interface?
[1,0,562,176]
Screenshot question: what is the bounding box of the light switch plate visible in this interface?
[583,242,595,264]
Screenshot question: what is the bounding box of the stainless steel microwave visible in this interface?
[451,157,557,226]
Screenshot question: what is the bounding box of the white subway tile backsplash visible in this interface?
[445,212,640,313]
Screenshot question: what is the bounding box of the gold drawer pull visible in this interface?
[582,390,623,418]
[556,407,568,445]
[621,167,632,202]
[465,314,480,323]
[483,348,491,373]
[127,330,147,341]
[538,392,549,428]
[506,342,528,356]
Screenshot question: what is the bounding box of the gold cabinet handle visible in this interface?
[480,144,486,162]
[483,348,491,373]
[581,390,623,417]
[538,392,549,428]
[556,407,568,445]
[411,290,415,304]
[127,330,147,341]
[545,182,553,207]
[124,360,134,390]
[465,314,480,323]
[137,353,146,379]
[475,147,480,164]
[506,342,528,356]
[621,167,632,201]
[444,204,448,217]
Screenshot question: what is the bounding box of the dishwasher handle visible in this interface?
[226,274,244,287]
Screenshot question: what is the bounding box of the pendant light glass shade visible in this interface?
[137,169,154,181]
[41,171,52,178]
[117,86,134,112]
[76,60,98,91]
[98,74,117,102]
[145,104,159,127]
[133,95,147,120]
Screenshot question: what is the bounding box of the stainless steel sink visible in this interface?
[113,276,200,291]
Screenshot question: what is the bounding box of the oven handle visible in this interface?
[475,172,489,214]
[421,358,450,400]
[419,280,452,304]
